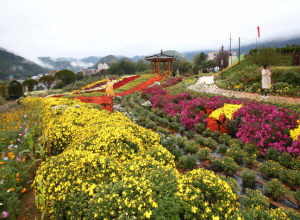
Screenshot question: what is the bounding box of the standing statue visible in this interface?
[105,77,115,96]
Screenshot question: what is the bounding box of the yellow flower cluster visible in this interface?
[179,168,239,219]
[290,120,300,141]
[27,97,239,219]
[209,104,243,120]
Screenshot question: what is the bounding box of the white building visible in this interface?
[207,51,237,61]
[97,63,109,72]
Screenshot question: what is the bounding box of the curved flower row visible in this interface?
[19,97,239,219]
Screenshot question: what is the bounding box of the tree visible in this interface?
[135,59,149,72]
[215,49,229,68]
[200,60,217,70]
[178,60,192,74]
[249,46,281,66]
[76,72,84,81]
[39,75,55,90]
[22,79,38,92]
[107,60,136,76]
[54,69,76,85]
[193,52,207,66]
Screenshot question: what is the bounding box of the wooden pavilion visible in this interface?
[145,50,178,76]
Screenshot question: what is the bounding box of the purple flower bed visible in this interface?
[233,102,300,156]
[142,86,300,156]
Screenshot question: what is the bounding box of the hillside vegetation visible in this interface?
[215,53,300,96]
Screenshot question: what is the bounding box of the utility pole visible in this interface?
[229,33,233,66]
[221,45,224,79]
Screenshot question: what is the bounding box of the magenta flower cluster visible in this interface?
[233,101,300,155]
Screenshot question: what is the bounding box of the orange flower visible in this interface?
[9,188,15,191]
[21,158,26,162]
[2,175,6,178]
[21,188,27,193]
[8,152,13,156]
[15,173,20,177]
[0,162,3,165]
[16,178,20,181]
[1,138,4,140]
[10,141,13,144]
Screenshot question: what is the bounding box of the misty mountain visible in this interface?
[38,56,102,72]
[131,55,145,62]
[0,48,49,80]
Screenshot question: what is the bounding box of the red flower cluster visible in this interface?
[97,75,141,92]
[73,96,113,112]
[206,113,230,134]
[116,76,165,96]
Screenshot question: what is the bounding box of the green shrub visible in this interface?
[218,175,240,194]
[195,123,206,133]
[211,130,221,141]
[263,179,287,200]
[292,157,300,170]
[0,96,5,105]
[203,137,217,149]
[186,130,196,139]
[279,169,300,187]
[218,133,231,145]
[194,134,205,145]
[202,128,213,137]
[196,147,211,161]
[294,190,300,204]
[225,145,245,163]
[183,140,199,154]
[241,168,257,186]
[158,117,169,127]
[244,143,260,155]
[145,121,157,130]
[228,139,245,149]
[212,157,239,175]
[179,154,197,169]
[170,122,180,130]
[161,136,177,152]
[266,147,280,161]
[278,153,293,169]
[171,147,183,161]
[243,153,257,166]
[258,160,283,178]
[240,189,269,210]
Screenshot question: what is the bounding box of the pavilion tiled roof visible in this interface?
[144,50,178,61]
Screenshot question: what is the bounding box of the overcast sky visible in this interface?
[0,0,300,62]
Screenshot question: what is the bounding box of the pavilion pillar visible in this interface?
[170,60,173,74]
[163,62,166,73]
[158,61,160,75]
[154,62,156,74]
[168,61,171,75]
[150,62,152,74]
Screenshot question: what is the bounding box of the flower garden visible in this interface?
[1,74,300,219]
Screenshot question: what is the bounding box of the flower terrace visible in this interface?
[1,74,300,219]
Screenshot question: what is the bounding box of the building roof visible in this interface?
[145,50,178,62]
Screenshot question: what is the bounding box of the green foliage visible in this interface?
[183,140,199,154]
[240,189,269,210]
[243,153,257,166]
[218,133,232,145]
[211,130,221,141]
[39,75,55,90]
[263,179,287,200]
[54,69,76,85]
[186,130,196,139]
[196,147,211,161]
[244,143,260,155]
[212,157,239,175]
[258,160,283,178]
[241,168,257,186]
[266,147,280,161]
[171,147,183,161]
[278,153,293,169]
[0,96,5,105]
[217,144,228,153]
[178,154,197,169]
[8,80,24,98]
[218,175,240,194]
[107,60,136,76]
[294,190,300,203]
[279,169,300,187]
[249,47,281,66]
[22,79,38,92]
[52,81,65,89]
[225,145,245,163]
[202,137,217,149]
[195,123,206,133]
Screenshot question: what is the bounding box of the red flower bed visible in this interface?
[206,113,230,134]
[73,96,113,112]
[116,76,165,96]
[97,75,141,92]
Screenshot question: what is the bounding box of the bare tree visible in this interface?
[215,48,230,68]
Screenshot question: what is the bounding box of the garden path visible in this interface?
[188,76,300,105]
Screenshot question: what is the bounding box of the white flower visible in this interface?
[3,157,8,161]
